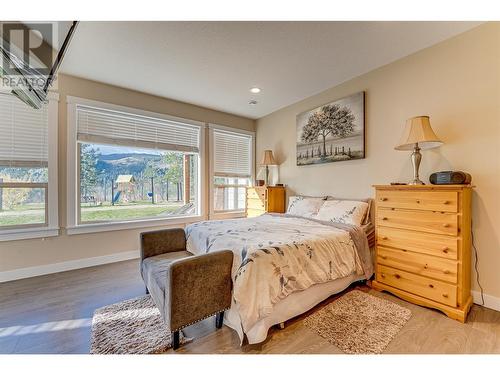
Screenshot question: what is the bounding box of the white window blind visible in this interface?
[213,129,252,177]
[76,105,200,153]
[0,92,48,167]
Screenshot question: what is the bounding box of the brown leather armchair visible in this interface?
[140,228,233,350]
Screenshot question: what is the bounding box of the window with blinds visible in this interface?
[0,92,48,168]
[213,129,252,178]
[212,129,253,213]
[76,105,200,152]
[73,103,201,224]
[0,93,49,229]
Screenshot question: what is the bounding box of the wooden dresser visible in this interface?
[246,186,286,218]
[372,185,473,323]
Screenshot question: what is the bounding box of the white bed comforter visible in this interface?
[185,214,372,338]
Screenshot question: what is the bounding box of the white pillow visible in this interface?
[316,200,369,226]
[286,196,325,218]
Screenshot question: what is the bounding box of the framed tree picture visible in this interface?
[296,91,365,166]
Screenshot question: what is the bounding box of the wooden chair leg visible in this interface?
[215,311,224,329]
[172,331,180,350]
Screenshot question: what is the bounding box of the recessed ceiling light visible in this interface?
[249,100,258,105]
[250,87,261,94]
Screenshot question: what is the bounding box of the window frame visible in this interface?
[208,123,255,220]
[0,91,59,241]
[66,96,206,235]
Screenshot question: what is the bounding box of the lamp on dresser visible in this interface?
[395,116,443,185]
[260,150,277,186]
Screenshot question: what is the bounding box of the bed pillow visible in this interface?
[326,196,372,225]
[286,196,325,218]
[315,199,369,226]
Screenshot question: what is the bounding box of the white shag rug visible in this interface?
[90,295,191,354]
[303,290,412,354]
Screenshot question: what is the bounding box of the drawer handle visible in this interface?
[380,255,387,260]
[380,273,386,278]
[442,247,449,254]
[429,284,434,288]
[394,273,401,279]
[443,223,450,228]
[442,293,449,298]
[416,199,421,204]
[380,197,388,201]
[443,200,450,205]
[381,236,388,240]
[443,269,450,274]
[381,217,388,221]
[423,264,428,269]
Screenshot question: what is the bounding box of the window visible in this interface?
[0,92,58,240]
[210,126,254,215]
[67,97,203,233]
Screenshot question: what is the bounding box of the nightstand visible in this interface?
[246,186,286,218]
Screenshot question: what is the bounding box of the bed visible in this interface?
[185,200,374,344]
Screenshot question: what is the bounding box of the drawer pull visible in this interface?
[429,284,434,288]
[443,223,450,228]
[423,264,428,269]
[416,200,421,204]
[443,200,450,205]
[380,273,386,278]
[442,247,449,254]
[381,217,388,221]
[394,273,401,279]
[443,269,450,274]
[442,293,449,298]
[380,197,388,201]
[380,255,387,260]
[381,236,388,240]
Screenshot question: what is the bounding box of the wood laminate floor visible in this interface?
[1,259,499,354]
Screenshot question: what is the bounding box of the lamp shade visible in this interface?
[260,150,277,165]
[395,116,443,151]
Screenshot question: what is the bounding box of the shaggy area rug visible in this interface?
[90,295,191,354]
[303,290,411,354]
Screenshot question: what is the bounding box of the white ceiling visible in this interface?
[60,21,481,119]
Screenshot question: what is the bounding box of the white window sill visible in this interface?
[66,215,205,235]
[0,227,60,242]
[210,211,247,220]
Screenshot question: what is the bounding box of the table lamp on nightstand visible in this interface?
[260,150,277,186]
[395,116,443,185]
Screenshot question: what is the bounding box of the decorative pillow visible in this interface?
[286,196,326,218]
[326,196,372,225]
[316,200,369,226]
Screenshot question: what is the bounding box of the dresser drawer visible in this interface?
[376,208,458,236]
[246,208,265,218]
[247,197,266,210]
[376,190,458,212]
[247,188,266,200]
[377,246,458,283]
[377,264,457,307]
[377,227,458,260]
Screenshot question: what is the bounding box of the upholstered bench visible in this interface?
[140,228,233,350]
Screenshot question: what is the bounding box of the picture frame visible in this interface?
[296,91,365,166]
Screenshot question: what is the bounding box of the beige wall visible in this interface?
[256,23,500,299]
[0,74,255,273]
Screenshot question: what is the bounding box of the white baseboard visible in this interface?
[472,290,500,312]
[0,250,140,283]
